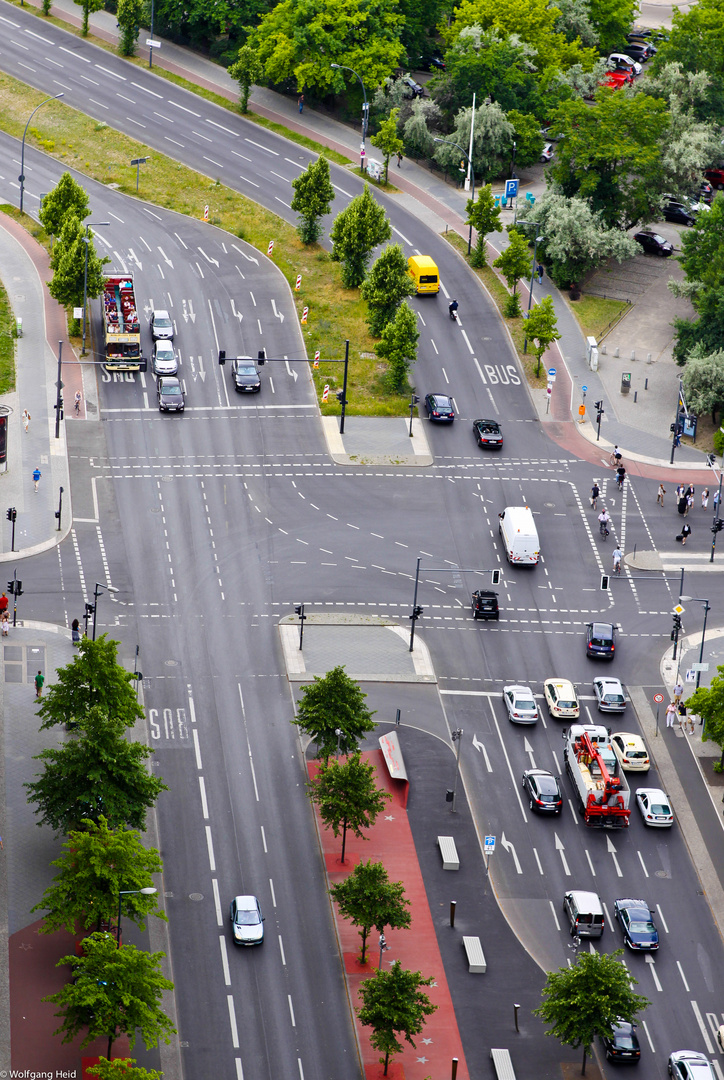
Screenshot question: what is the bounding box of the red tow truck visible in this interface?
[564,728,631,828]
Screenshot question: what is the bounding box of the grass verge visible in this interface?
[567,294,631,341]
[0,274,16,394]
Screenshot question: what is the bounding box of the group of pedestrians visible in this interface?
[665,679,696,735]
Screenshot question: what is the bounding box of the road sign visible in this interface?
[685,669,696,683]
[484,835,495,853]
[692,662,710,671]
[146,39,161,48]
[505,179,519,199]
[582,385,588,393]
[674,604,685,615]
[653,693,664,704]
[548,368,556,377]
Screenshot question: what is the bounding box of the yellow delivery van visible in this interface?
[408,255,440,294]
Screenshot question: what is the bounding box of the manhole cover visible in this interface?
[544,502,555,508]
[161,475,174,483]
[150,507,161,513]
[654,870,669,878]
[189,893,204,902]
[165,659,179,667]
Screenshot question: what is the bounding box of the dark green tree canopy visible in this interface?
[360,244,416,336]
[117,0,143,56]
[37,634,144,734]
[39,172,90,237]
[525,294,562,376]
[493,229,532,296]
[466,183,503,267]
[357,962,437,1075]
[49,217,110,310]
[290,155,336,244]
[307,751,391,862]
[687,665,724,768]
[330,859,411,962]
[330,185,392,288]
[376,300,419,392]
[228,43,263,114]
[294,665,376,759]
[87,1058,163,1080]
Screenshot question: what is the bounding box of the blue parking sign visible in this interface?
[505,179,519,199]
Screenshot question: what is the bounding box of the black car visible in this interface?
[627,26,651,38]
[633,231,674,256]
[585,621,616,659]
[425,393,455,422]
[473,418,503,449]
[231,356,261,393]
[602,1021,641,1063]
[471,590,499,620]
[614,898,659,951]
[400,75,424,98]
[620,42,653,60]
[417,52,445,72]
[663,202,695,226]
[522,769,563,814]
[157,376,185,412]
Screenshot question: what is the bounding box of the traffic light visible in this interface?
[257,349,266,366]
[707,453,716,467]
[7,579,23,597]
[294,604,304,617]
[85,602,95,617]
[409,605,423,620]
[336,390,346,405]
[601,574,609,590]
[712,519,724,534]
[594,401,603,412]
[671,613,682,640]
[6,508,16,522]
[491,569,501,585]
[218,350,226,366]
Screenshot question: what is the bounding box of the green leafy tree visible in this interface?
[507,109,546,169]
[402,99,442,159]
[552,0,599,47]
[330,185,392,288]
[44,932,175,1060]
[290,155,335,244]
[152,0,260,50]
[434,99,514,182]
[31,816,164,936]
[228,43,263,114]
[535,950,649,1075]
[397,0,447,60]
[371,109,404,184]
[360,244,415,335]
[307,751,391,863]
[74,0,104,36]
[431,29,543,122]
[680,348,724,422]
[493,229,532,316]
[677,193,724,294]
[39,172,90,238]
[37,635,144,735]
[673,283,724,366]
[651,0,724,122]
[687,666,724,770]
[330,860,411,962]
[25,705,167,835]
[376,301,419,392]
[87,1059,162,1080]
[587,0,637,55]
[358,962,437,1076]
[525,294,561,376]
[117,0,143,56]
[49,216,109,313]
[466,183,503,267]
[294,665,376,760]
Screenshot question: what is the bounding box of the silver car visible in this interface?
[503,684,538,724]
[593,677,627,712]
[668,1052,716,1080]
[153,340,178,376]
[230,895,264,945]
[151,308,174,340]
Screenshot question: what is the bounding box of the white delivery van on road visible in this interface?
[499,506,540,565]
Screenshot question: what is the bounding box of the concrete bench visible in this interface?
[463,935,486,973]
[437,835,459,870]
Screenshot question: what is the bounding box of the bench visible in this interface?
[463,935,486,973]
[437,835,459,870]
[490,1048,516,1080]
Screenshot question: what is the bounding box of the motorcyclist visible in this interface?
[449,298,459,318]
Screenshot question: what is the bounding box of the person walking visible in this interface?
[2,613,9,636]
[680,522,692,545]
[0,592,8,617]
[673,679,684,703]
[677,488,687,515]
[611,445,622,466]
[684,493,694,516]
[537,263,544,284]
[32,467,41,492]
[74,390,82,415]
[396,152,403,167]
[591,481,600,509]
[701,488,709,510]
[22,409,30,432]
[72,618,82,645]
[657,483,666,507]
[616,464,626,490]
[665,701,678,728]
[34,669,44,698]
[298,93,304,113]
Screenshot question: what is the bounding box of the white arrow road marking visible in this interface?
[471,733,492,771]
[523,737,536,769]
[691,1001,715,1054]
[231,243,259,265]
[186,300,196,324]
[231,299,243,322]
[187,354,197,380]
[645,954,662,992]
[554,833,571,875]
[158,247,173,268]
[285,360,298,382]
[198,354,206,382]
[198,247,220,266]
[128,248,142,270]
[500,833,522,874]
[606,835,623,877]
[271,299,284,323]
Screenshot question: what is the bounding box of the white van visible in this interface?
[499,506,540,565]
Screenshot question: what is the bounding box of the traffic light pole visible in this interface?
[6,507,16,551]
[54,340,63,440]
[710,465,723,563]
[408,560,503,651]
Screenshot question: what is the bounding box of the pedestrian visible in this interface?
[34,669,44,698]
[0,835,3,848]
[673,679,684,703]
[687,483,696,500]
[537,263,544,284]
[0,592,7,616]
[396,152,403,167]
[298,93,304,113]
[681,522,691,545]
[685,493,694,516]
[32,467,41,492]
[715,489,721,512]
[678,700,688,731]
[74,390,82,415]
[677,490,687,515]
[22,409,30,432]
[591,481,600,509]
[701,488,709,509]
[657,483,666,507]
[72,618,81,645]
[2,613,9,636]
[665,701,677,727]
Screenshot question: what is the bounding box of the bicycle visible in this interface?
[74,392,82,415]
[609,448,623,467]
[599,520,610,539]
[612,555,622,575]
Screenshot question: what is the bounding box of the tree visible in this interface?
[586,0,637,55]
[290,156,335,244]
[466,184,503,267]
[534,949,649,1075]
[687,666,724,770]
[433,100,514,182]
[117,0,143,56]
[672,194,724,363]
[330,185,392,288]
[74,0,104,36]
[307,752,391,863]
[677,193,724,294]
[525,294,561,377]
[371,109,404,184]
[357,962,437,1076]
[376,301,419,391]
[360,244,415,335]
[44,932,175,1060]
[228,43,263,114]
[39,172,90,238]
[681,348,724,423]
[673,283,724,366]
[31,816,165,936]
[87,1059,162,1080]
[402,99,442,159]
[330,860,411,962]
[651,0,724,122]
[36,635,144,735]
[49,216,109,312]
[294,665,376,760]
[493,229,532,316]
[25,705,167,835]
[431,29,544,121]
[507,109,546,169]
[552,0,599,48]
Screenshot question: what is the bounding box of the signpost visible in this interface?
[653,692,664,736]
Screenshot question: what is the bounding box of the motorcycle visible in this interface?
[449,304,459,322]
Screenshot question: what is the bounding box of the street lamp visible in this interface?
[331,64,368,171]
[19,93,64,214]
[706,453,724,563]
[434,137,476,254]
[117,886,157,948]
[450,728,464,813]
[92,581,119,641]
[520,223,543,357]
[679,596,711,689]
[82,222,110,355]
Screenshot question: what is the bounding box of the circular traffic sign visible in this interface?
[548,368,556,377]
[653,693,664,704]
[582,385,588,392]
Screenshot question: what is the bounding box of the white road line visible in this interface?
[227,996,240,1048]
[269,878,277,907]
[169,100,201,116]
[116,93,135,104]
[392,227,411,245]
[332,183,352,197]
[25,28,54,42]
[691,1001,715,1053]
[126,117,146,128]
[641,1020,655,1052]
[132,81,162,97]
[489,698,527,821]
[192,129,213,143]
[212,878,223,926]
[192,727,202,768]
[219,935,231,985]
[637,850,649,877]
[198,776,209,818]
[80,73,99,84]
[549,899,561,931]
[298,1060,305,1080]
[656,904,669,933]
[279,935,287,965]
[677,961,690,991]
[205,825,216,872]
[231,149,253,162]
[206,117,239,136]
[60,45,89,60]
[645,954,662,992]
[44,56,63,68]
[240,175,260,188]
[164,137,185,148]
[260,825,267,853]
[245,137,279,155]
[288,995,296,1027]
[95,63,126,80]
[235,1059,244,1080]
[584,849,596,876]
[460,328,474,354]
[203,155,224,169]
[88,98,108,110]
[532,847,544,875]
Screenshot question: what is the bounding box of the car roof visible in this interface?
[612,731,643,744]
[429,393,452,403]
[233,894,259,909]
[159,377,180,388]
[505,684,534,694]
[596,676,623,687]
[590,622,614,633]
[616,897,649,908]
[638,787,667,799]
[153,309,170,318]
[546,676,576,689]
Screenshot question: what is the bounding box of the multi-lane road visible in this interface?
[1,6,723,1079]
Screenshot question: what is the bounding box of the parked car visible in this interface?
[151,309,174,340]
[543,678,580,720]
[229,895,264,945]
[472,418,503,449]
[593,676,627,712]
[620,41,654,60]
[627,26,651,38]
[231,356,261,393]
[153,340,178,376]
[608,53,643,75]
[585,621,616,659]
[668,1052,716,1080]
[522,769,562,814]
[663,202,696,226]
[157,376,185,412]
[636,787,674,827]
[602,1021,641,1063]
[471,590,499,620]
[541,142,555,163]
[416,52,445,71]
[503,684,538,724]
[400,75,424,98]
[696,180,714,203]
[614,898,659,950]
[611,732,650,771]
[425,393,455,422]
[633,231,674,256]
[603,71,634,89]
[704,167,724,190]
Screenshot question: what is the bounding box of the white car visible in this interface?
[593,676,627,712]
[608,53,643,75]
[636,787,673,827]
[153,340,178,376]
[543,677,579,719]
[611,732,650,772]
[540,142,555,163]
[503,684,538,724]
[151,308,174,340]
[669,1051,716,1080]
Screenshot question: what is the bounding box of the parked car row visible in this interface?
[503,676,629,722]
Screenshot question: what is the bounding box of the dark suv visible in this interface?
[586,622,616,660]
[471,590,500,620]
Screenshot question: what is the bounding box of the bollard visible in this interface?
[614,347,620,358]
[634,391,637,403]
[601,344,607,355]
[452,1058,459,1080]
[395,708,401,726]
[16,317,22,338]
[646,352,652,363]
[630,350,636,361]
[514,1003,521,1032]
[645,378,648,390]
[450,900,457,927]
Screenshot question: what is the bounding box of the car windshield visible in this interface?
[434,399,451,409]
[154,317,172,328]
[157,347,173,358]
[235,909,259,925]
[651,802,670,815]
[650,234,666,244]
[604,694,625,703]
[630,919,655,933]
[558,698,576,709]
[627,749,647,758]
[238,365,256,375]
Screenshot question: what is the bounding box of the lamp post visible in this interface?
[434,138,476,254]
[331,64,368,170]
[679,595,711,689]
[82,222,110,355]
[520,224,543,354]
[706,453,724,562]
[92,581,119,640]
[19,93,64,214]
[450,728,464,813]
[117,886,157,947]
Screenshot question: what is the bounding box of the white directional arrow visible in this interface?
[128,248,142,271]
[198,247,219,267]
[645,954,662,991]
[198,354,206,382]
[271,299,284,323]
[285,359,298,382]
[231,243,259,265]
[181,299,196,325]
[471,733,492,771]
[187,354,197,381]
[230,299,243,322]
[500,833,522,874]
[606,835,623,877]
[555,833,571,875]
[158,247,173,268]
[523,737,536,769]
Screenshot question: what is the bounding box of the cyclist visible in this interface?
[598,509,611,538]
[591,481,600,510]
[611,445,622,466]
[612,546,623,574]
[616,464,626,491]
[74,390,82,415]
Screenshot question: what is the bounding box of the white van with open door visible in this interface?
[499,506,540,565]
